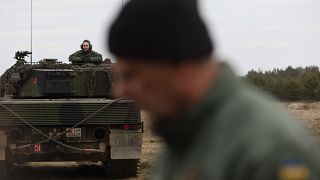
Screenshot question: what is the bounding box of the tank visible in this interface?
[0,51,143,179]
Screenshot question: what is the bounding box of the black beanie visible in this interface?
[108,0,214,61]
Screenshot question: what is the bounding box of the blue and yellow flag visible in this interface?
[278,159,310,180]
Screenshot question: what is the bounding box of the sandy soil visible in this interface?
[130,111,163,180]
[8,102,320,180]
[284,102,320,137]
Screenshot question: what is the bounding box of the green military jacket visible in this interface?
[69,50,102,64]
[151,64,320,180]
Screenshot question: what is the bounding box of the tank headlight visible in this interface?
[93,127,107,140]
[8,128,23,141]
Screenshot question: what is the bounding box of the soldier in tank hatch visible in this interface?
[69,39,102,64]
[108,0,320,179]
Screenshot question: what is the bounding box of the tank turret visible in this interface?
[0,52,113,99]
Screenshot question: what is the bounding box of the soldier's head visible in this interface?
[81,40,92,52]
[108,0,218,118]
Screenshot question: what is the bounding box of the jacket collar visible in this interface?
[153,63,240,153]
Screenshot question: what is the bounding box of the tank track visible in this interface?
[104,159,140,179]
[0,160,8,180]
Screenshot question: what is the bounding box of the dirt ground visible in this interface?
[284,102,320,138]
[8,102,320,180]
[130,112,163,180]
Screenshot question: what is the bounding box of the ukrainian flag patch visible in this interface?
[278,159,310,180]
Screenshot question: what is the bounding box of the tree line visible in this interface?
[243,66,320,101]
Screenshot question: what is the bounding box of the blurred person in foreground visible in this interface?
[108,0,320,179]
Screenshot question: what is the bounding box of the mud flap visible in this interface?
[0,131,7,160]
[109,131,142,160]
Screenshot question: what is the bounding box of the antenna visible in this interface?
[30,0,33,64]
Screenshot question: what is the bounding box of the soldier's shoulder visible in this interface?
[91,50,102,56]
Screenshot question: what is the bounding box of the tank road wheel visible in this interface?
[103,159,140,179]
[0,160,8,180]
[0,131,8,180]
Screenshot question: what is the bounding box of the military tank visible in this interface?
[0,51,143,179]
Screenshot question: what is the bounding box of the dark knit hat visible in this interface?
[108,0,214,62]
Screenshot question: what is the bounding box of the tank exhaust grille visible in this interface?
[0,100,140,125]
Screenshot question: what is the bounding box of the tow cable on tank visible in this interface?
[0,98,122,153]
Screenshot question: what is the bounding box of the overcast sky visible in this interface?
[1,0,320,75]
